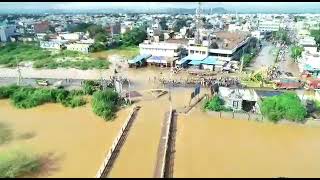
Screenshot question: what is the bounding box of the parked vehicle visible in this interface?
[273,78,303,90]
[36,79,49,86]
[305,79,320,90]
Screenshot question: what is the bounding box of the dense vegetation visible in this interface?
[82,80,102,95]
[290,45,304,62]
[92,89,122,121]
[0,85,86,109]
[120,26,147,47]
[203,95,230,112]
[260,93,307,123]
[272,29,290,45]
[0,82,123,121]
[0,43,110,70]
[310,29,320,50]
[0,149,41,178]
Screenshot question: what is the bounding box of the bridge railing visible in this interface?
[95,105,138,178]
[156,105,173,178]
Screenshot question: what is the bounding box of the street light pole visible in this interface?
[16,57,21,86]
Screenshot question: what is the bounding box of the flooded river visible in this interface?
[1,65,320,177]
[174,106,320,178]
[0,100,130,178]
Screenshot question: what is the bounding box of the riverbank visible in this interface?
[0,100,130,178]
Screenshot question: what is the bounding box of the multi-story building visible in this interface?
[138,40,183,67]
[108,22,121,37]
[299,36,318,54]
[0,24,17,42]
[33,21,50,33]
[258,19,280,32]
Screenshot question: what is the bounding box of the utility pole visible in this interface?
[128,79,131,105]
[240,48,244,73]
[16,57,21,86]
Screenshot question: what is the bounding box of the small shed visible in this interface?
[128,54,151,68]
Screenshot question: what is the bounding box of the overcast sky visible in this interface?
[0,2,320,11]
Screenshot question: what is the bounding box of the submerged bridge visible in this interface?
[95,105,140,178]
[153,107,178,178]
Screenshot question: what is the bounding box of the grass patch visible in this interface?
[0,122,13,145]
[0,42,110,70]
[0,149,42,178]
[90,46,139,60]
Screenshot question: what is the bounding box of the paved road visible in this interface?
[278,47,300,77]
[248,41,277,70]
[0,77,106,90]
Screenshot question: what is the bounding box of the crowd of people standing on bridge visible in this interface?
[151,76,242,88]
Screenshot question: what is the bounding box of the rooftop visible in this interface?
[211,31,249,50]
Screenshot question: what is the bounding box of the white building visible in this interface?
[0,24,17,42]
[65,43,92,54]
[251,30,264,40]
[258,19,280,32]
[139,41,182,57]
[139,40,182,66]
[299,36,318,54]
[58,32,83,41]
[40,40,68,49]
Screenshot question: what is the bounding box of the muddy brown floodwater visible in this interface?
[0,100,130,178]
[174,106,320,178]
[108,96,169,178]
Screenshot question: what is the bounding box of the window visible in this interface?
[233,101,238,108]
[190,50,194,54]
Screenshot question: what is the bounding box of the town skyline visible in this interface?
[1,2,320,13]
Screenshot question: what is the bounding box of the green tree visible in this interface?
[310,29,320,50]
[273,29,290,45]
[203,96,225,112]
[260,93,307,123]
[87,25,106,39]
[290,45,304,62]
[92,89,120,121]
[173,19,187,32]
[68,23,93,33]
[159,17,168,30]
[121,27,147,47]
[94,32,107,43]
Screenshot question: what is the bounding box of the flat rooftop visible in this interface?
[165,39,189,45]
[212,31,249,50]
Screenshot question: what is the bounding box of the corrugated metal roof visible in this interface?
[201,56,223,65]
[128,54,151,64]
[188,60,202,65]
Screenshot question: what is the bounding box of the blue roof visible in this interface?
[188,60,202,65]
[128,54,151,64]
[201,56,222,65]
[183,55,207,61]
[176,58,190,65]
[177,55,207,65]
